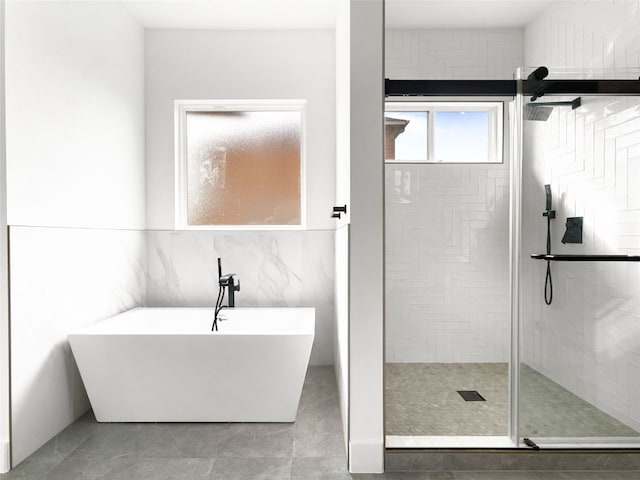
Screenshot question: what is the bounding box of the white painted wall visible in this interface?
[4,0,146,466]
[0,0,9,473]
[145,29,336,231]
[348,0,384,473]
[521,0,640,433]
[334,0,350,455]
[5,1,145,230]
[385,30,523,363]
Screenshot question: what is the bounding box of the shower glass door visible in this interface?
[515,67,640,448]
[384,97,513,449]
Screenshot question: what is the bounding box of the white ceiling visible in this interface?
[122,0,556,30]
[386,0,554,29]
[122,0,341,30]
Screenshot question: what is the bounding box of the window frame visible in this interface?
[385,101,504,164]
[174,99,307,230]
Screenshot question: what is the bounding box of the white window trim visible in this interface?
[174,99,307,230]
[385,101,504,164]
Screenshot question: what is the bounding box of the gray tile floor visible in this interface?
[3,366,640,479]
[1,367,347,480]
[386,363,640,438]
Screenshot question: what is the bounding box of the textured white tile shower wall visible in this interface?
[384,30,522,363]
[385,164,511,363]
[524,0,640,70]
[521,1,640,432]
[385,29,523,80]
[145,230,335,365]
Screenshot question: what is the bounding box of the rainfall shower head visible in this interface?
[525,104,553,121]
[525,97,582,121]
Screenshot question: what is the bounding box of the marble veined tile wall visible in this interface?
[521,96,640,432]
[145,230,335,365]
[9,226,146,465]
[521,0,640,433]
[384,29,521,363]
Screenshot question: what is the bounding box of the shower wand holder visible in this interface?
[542,210,556,219]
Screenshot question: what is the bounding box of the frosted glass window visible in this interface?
[385,101,502,164]
[175,101,305,229]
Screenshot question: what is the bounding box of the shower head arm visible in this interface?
[528,98,581,110]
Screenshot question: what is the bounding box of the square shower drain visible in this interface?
[457,390,486,401]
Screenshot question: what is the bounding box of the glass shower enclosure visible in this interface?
[513,67,640,449]
[384,67,640,450]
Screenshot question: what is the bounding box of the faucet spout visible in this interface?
[219,274,240,307]
[214,258,240,331]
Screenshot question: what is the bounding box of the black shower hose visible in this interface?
[544,214,553,305]
[544,261,553,305]
[211,284,226,331]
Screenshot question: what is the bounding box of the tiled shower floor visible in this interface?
[386,363,640,438]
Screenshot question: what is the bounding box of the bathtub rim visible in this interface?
[68,306,316,336]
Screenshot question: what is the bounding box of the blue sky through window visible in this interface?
[434,111,489,162]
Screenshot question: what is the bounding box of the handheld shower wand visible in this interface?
[543,185,555,305]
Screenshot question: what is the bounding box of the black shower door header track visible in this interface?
[385,79,640,97]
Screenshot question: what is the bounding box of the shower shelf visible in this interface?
[531,254,640,262]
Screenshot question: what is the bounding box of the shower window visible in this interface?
[174,99,306,230]
[385,101,503,163]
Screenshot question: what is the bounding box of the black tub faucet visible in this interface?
[217,258,240,308]
[213,258,240,331]
[219,273,240,307]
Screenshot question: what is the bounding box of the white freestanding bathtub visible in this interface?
[68,307,314,422]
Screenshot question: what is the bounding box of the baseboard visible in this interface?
[349,439,384,473]
[0,441,10,474]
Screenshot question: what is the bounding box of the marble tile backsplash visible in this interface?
[145,230,335,365]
